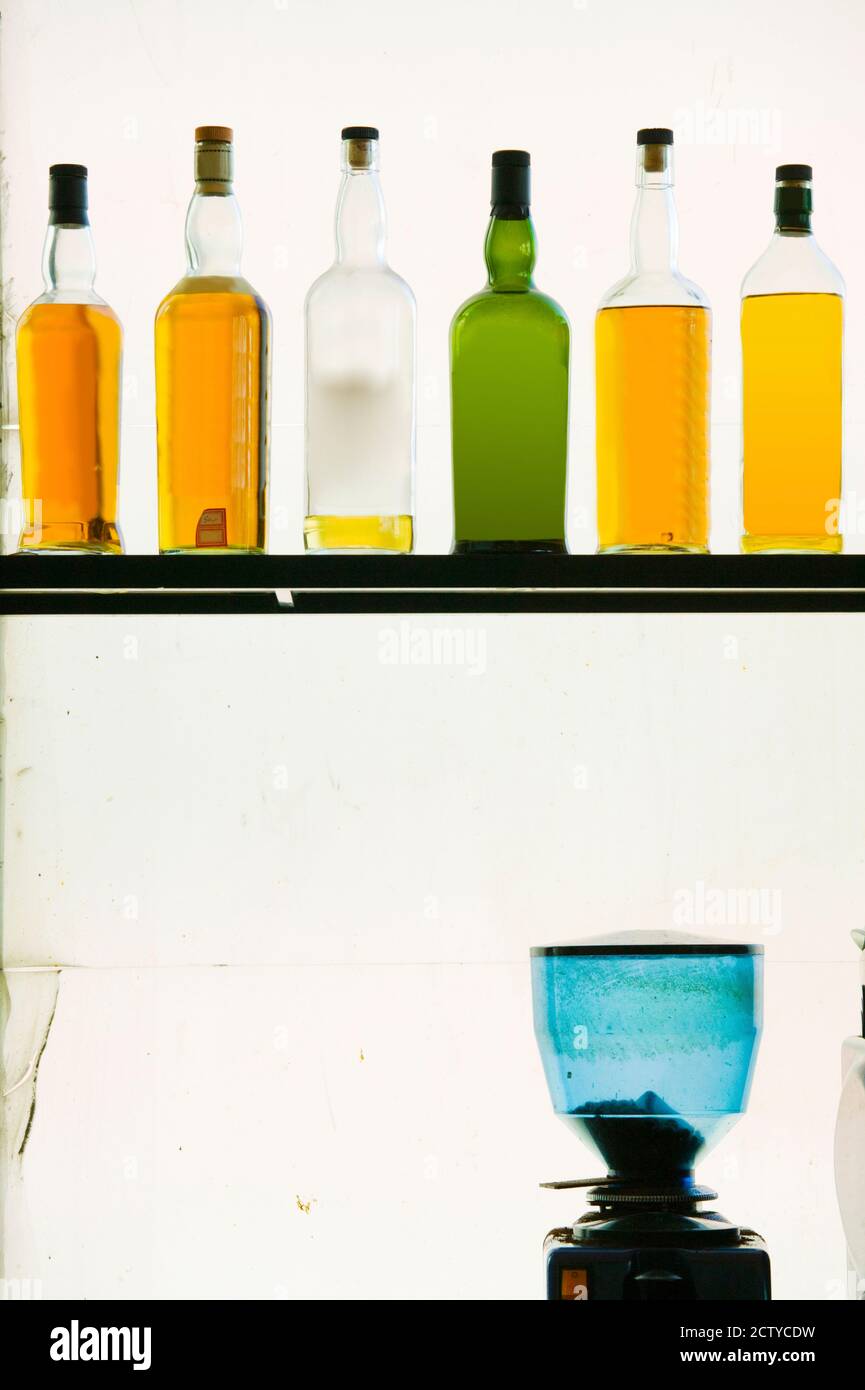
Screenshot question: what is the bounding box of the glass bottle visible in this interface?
[595,129,711,554]
[304,126,415,553]
[155,127,271,553]
[16,164,123,553]
[450,150,569,553]
[741,165,844,554]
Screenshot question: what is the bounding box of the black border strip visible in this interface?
[3,554,865,614]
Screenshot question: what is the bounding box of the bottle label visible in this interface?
[195,508,227,547]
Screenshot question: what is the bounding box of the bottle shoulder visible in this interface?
[599,270,710,310]
[18,295,121,334]
[305,261,416,311]
[451,284,570,332]
[19,286,114,312]
[156,274,269,320]
[741,233,845,299]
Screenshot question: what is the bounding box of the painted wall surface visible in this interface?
[2,0,864,1301]
[2,613,862,1299]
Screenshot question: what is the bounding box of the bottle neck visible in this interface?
[42,223,97,295]
[775,180,813,236]
[630,164,679,273]
[774,223,813,241]
[484,215,536,291]
[185,185,243,276]
[335,167,386,265]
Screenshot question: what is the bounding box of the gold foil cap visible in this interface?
[194,126,234,186]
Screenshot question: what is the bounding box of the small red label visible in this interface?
[561,1270,589,1300]
[195,508,227,547]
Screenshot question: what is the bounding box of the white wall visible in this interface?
[2,612,863,1298]
[2,0,865,1301]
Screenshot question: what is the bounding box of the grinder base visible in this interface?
[544,1186,771,1300]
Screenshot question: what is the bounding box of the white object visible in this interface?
[304,130,416,534]
[835,930,865,1299]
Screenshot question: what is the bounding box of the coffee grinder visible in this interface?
[531,930,770,1300]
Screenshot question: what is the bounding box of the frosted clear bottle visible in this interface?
[304,127,416,553]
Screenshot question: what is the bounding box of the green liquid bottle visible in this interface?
[450,150,570,554]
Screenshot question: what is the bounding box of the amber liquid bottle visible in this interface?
[16,164,123,553]
[596,130,711,553]
[741,165,844,553]
[155,128,270,553]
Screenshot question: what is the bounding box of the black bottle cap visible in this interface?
[637,127,674,145]
[341,126,379,140]
[49,163,89,226]
[492,149,531,166]
[775,165,813,228]
[776,163,812,182]
[491,149,530,219]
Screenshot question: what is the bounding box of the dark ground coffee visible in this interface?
[571,1090,705,1178]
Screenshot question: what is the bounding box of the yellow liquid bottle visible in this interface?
[596,129,711,554]
[156,128,270,554]
[741,166,844,554]
[17,164,123,553]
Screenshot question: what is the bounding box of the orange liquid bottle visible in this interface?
[155,128,271,553]
[596,129,711,554]
[16,164,123,553]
